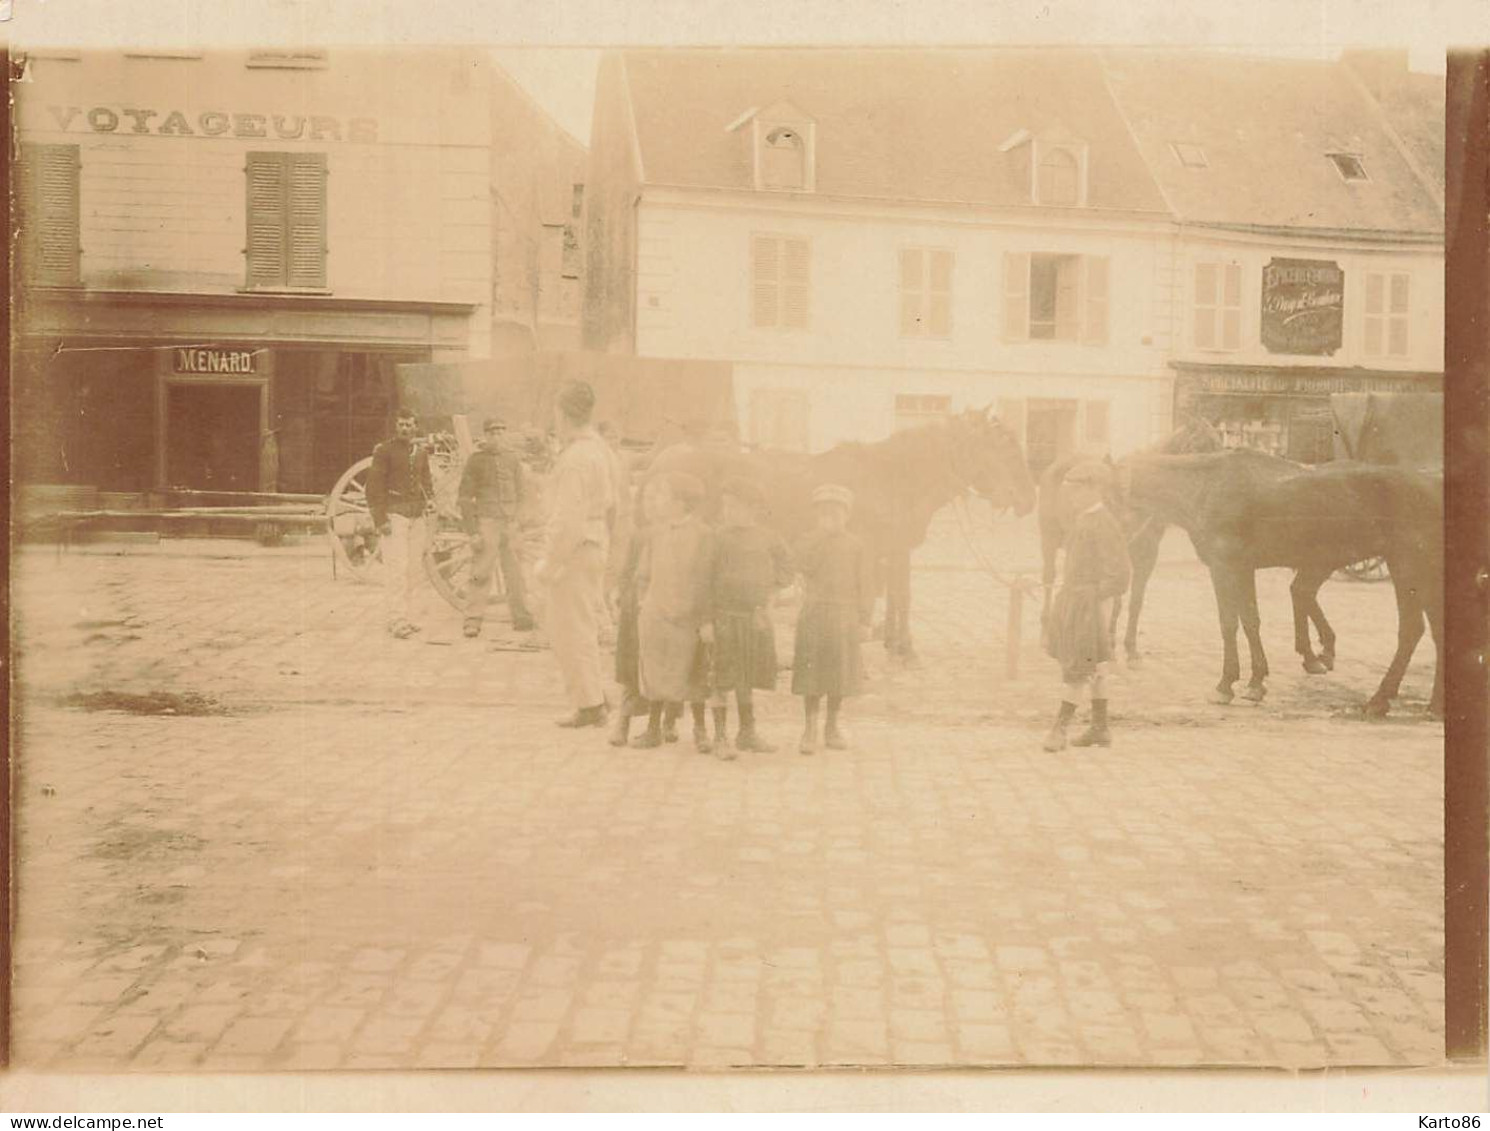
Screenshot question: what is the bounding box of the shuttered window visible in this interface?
[246,152,327,290]
[900,248,953,338]
[1193,261,1242,350]
[752,234,809,330]
[1363,271,1410,358]
[1005,252,1109,344]
[19,143,81,287]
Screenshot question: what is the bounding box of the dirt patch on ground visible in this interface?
[91,824,206,862]
[60,690,234,716]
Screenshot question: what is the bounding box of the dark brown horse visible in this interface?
[645,408,1037,661]
[1118,450,1443,717]
[1037,416,1221,663]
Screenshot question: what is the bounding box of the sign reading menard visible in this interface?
[175,348,257,375]
[1261,257,1344,356]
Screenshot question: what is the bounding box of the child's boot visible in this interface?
[823,697,849,750]
[1071,700,1112,748]
[800,699,820,756]
[662,702,681,743]
[1043,701,1078,752]
[712,705,735,760]
[632,705,664,749]
[692,702,712,753]
[736,702,776,753]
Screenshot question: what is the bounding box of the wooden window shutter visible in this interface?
[1222,263,1242,350]
[1083,256,1109,345]
[900,248,923,336]
[287,153,328,288]
[1388,274,1410,355]
[21,144,81,286]
[1002,251,1029,342]
[1193,262,1217,349]
[781,238,810,329]
[752,236,779,328]
[928,249,953,337]
[1363,272,1384,356]
[246,153,289,287]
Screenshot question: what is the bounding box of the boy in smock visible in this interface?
[633,472,714,748]
[791,484,874,755]
[1041,459,1132,752]
[699,477,794,760]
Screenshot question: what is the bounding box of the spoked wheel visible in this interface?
[326,457,382,582]
[1340,557,1391,583]
[424,525,507,612]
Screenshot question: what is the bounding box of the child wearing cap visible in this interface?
[699,477,794,759]
[633,471,715,749]
[1041,459,1131,752]
[792,483,874,754]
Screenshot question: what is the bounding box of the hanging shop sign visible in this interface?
[45,104,378,142]
[1260,257,1344,356]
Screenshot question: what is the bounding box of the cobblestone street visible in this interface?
[10,512,1445,1071]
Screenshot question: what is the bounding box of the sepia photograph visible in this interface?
[3,0,1486,1114]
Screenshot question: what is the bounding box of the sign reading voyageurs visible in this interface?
[1261,257,1344,356]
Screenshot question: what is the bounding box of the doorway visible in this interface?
[165,383,264,491]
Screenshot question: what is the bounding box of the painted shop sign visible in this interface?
[1186,371,1433,397]
[174,348,258,375]
[44,104,377,142]
[1260,257,1344,356]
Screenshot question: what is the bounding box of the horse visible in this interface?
[1117,450,1443,717]
[643,407,1037,663]
[1037,416,1222,664]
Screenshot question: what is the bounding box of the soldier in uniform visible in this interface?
[457,416,535,637]
[1041,459,1132,751]
[366,407,435,639]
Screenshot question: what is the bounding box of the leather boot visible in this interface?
[1043,701,1078,752]
[735,703,776,753]
[1071,700,1112,748]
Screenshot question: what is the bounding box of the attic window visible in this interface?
[762,127,806,191]
[1327,152,1369,182]
[1170,142,1208,168]
[1037,147,1081,206]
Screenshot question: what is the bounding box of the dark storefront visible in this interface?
[1172,363,1443,464]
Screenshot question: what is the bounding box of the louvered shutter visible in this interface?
[1083,256,1109,345]
[1193,262,1217,349]
[1222,263,1242,350]
[21,144,81,286]
[1002,251,1029,342]
[246,153,289,287]
[1388,273,1410,356]
[1363,272,1384,356]
[900,248,923,336]
[928,249,953,337]
[782,238,810,329]
[752,236,779,328]
[287,154,328,288]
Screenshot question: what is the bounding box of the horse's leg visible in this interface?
[1425,578,1445,719]
[1209,565,1241,705]
[1123,524,1163,666]
[887,549,916,664]
[899,548,919,666]
[1292,566,1332,674]
[1364,565,1425,718]
[1238,568,1269,701]
[1109,593,1123,657]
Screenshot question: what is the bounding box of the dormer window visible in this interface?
[1170,142,1209,169]
[1327,152,1369,182]
[762,127,806,190]
[1037,147,1081,207]
[732,102,816,194]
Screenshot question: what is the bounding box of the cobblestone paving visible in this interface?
[10,512,1445,1070]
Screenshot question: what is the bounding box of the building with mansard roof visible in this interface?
[582,47,1443,467]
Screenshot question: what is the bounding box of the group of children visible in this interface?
[609,473,874,760]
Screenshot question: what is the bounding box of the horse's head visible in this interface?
[1164,414,1223,455]
[947,406,1038,517]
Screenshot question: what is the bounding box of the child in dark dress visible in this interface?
[791,484,874,755]
[608,480,654,748]
[700,478,794,760]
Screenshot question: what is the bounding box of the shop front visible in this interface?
[1171,362,1442,464]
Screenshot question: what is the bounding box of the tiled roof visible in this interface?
[1099,51,1443,234]
[619,48,1171,213]
[614,47,1444,235]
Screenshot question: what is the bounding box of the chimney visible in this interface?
[1342,48,1410,99]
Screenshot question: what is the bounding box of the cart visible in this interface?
[324,351,736,611]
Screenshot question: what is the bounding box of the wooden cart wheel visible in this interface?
[1339,556,1391,582]
[325,456,382,583]
[424,524,507,611]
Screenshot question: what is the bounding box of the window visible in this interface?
[1363,271,1410,357]
[751,235,809,330]
[1036,146,1081,206]
[18,143,81,287]
[1169,142,1208,168]
[571,183,585,219]
[1194,261,1243,351]
[749,388,810,452]
[561,225,581,279]
[899,248,953,338]
[247,49,329,69]
[1002,252,1108,344]
[894,394,952,432]
[245,152,328,290]
[1327,152,1368,182]
[761,127,806,191]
